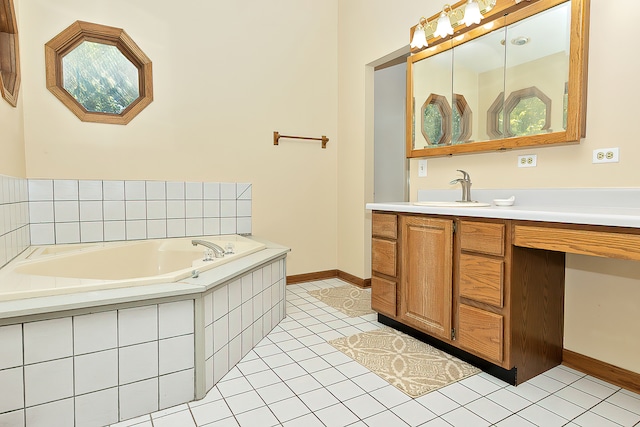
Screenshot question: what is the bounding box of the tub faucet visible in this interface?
[192,240,225,258]
[449,169,472,202]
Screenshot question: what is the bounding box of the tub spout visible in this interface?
[191,240,225,258]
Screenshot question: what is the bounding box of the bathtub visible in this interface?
[0,235,265,301]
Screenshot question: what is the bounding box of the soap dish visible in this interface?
[493,196,515,206]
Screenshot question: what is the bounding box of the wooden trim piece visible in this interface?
[0,0,20,107]
[286,270,371,288]
[563,349,640,394]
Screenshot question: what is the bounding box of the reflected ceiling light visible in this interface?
[410,17,428,49]
[462,0,483,26]
[433,4,454,39]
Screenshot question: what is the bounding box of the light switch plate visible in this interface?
[418,159,427,177]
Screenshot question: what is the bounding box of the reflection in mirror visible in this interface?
[413,44,452,149]
[504,2,570,137]
[62,41,140,114]
[0,0,20,107]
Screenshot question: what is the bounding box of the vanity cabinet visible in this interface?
[371,212,565,384]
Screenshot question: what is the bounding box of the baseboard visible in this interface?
[563,349,640,394]
[287,270,371,288]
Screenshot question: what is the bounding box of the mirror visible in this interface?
[0,0,20,107]
[406,0,589,158]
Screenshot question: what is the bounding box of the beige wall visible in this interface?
[0,0,26,178]
[339,0,640,374]
[18,0,339,275]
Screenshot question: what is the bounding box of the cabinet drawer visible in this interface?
[459,221,505,256]
[372,238,396,277]
[458,304,503,363]
[373,212,397,239]
[459,254,504,307]
[371,276,396,317]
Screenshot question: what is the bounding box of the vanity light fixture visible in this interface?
[410,17,429,48]
[462,0,483,26]
[433,4,454,39]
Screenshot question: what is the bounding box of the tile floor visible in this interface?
[110,279,640,427]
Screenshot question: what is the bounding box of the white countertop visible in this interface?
[367,188,640,229]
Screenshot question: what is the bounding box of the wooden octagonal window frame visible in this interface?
[45,21,153,125]
[0,0,20,107]
[421,93,452,146]
[452,94,472,144]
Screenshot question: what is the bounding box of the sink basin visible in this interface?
[413,201,491,207]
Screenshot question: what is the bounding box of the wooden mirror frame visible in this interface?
[406,0,590,158]
[0,0,20,107]
[45,21,153,125]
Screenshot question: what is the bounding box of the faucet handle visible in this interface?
[456,169,470,181]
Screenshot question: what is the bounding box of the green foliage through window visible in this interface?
[62,41,139,114]
[509,96,546,136]
[423,104,443,145]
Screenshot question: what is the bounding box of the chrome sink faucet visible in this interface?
[449,170,472,202]
[192,240,225,258]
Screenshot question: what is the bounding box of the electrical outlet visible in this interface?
[517,154,537,168]
[418,159,427,177]
[593,148,619,164]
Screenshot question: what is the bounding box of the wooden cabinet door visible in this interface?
[399,215,453,340]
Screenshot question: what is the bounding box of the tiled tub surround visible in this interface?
[28,180,252,245]
[0,174,30,269]
[0,256,286,427]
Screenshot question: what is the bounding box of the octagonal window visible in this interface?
[421,94,452,146]
[509,96,547,136]
[0,0,20,107]
[452,94,472,144]
[62,41,140,114]
[45,21,153,125]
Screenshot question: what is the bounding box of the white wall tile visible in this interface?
[220,183,236,200]
[253,319,263,346]
[159,369,195,410]
[262,265,273,288]
[74,311,117,355]
[55,222,80,244]
[29,201,54,223]
[220,218,236,235]
[229,335,242,368]
[103,200,125,220]
[119,378,159,421]
[28,180,53,201]
[75,387,119,427]
[252,270,263,296]
[125,181,146,200]
[205,356,214,391]
[205,324,213,360]
[186,182,203,200]
[159,334,194,375]
[241,275,252,303]
[0,324,23,369]
[53,180,78,201]
[126,200,147,220]
[80,201,103,221]
[25,398,74,427]
[0,409,24,427]
[167,219,186,238]
[186,200,203,218]
[213,315,229,353]
[237,217,252,235]
[147,220,167,239]
[119,341,159,384]
[24,317,73,364]
[146,200,166,220]
[241,329,252,357]
[104,221,125,241]
[237,184,252,200]
[78,180,103,201]
[0,367,24,413]
[229,306,241,340]
[204,200,220,217]
[166,182,185,200]
[24,358,74,406]
[204,292,213,326]
[75,349,118,394]
[203,218,220,235]
[146,181,166,200]
[229,279,242,309]
[30,223,55,245]
[213,285,229,322]
[54,200,80,222]
[186,218,203,236]
[126,220,147,240]
[80,222,104,243]
[220,201,236,218]
[103,181,124,200]
[118,305,158,346]
[167,200,185,219]
[159,300,194,339]
[213,344,229,384]
[237,200,252,217]
[203,182,220,200]
[242,301,253,330]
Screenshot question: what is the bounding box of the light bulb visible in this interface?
[462,0,483,27]
[433,11,453,39]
